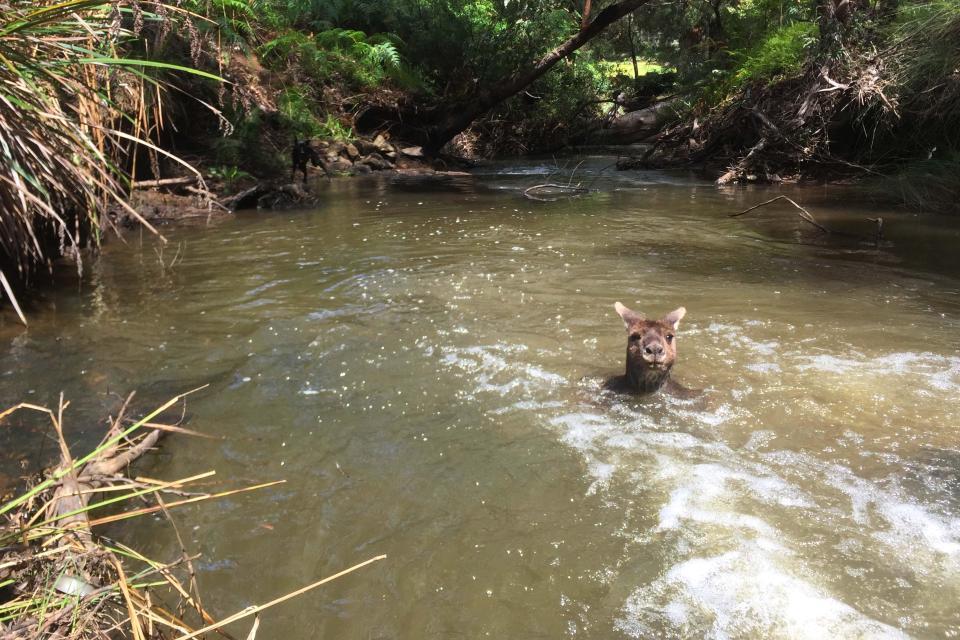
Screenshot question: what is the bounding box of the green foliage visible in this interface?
[481,52,606,154]
[730,22,817,87]
[183,0,265,42]
[598,59,666,80]
[259,27,402,87]
[318,114,354,141]
[208,164,251,183]
[278,87,324,137]
[211,109,287,176]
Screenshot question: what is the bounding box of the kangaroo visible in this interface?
[604,302,699,398]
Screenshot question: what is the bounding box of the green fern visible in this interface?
[369,41,400,69]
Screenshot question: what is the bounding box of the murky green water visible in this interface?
[4,158,960,638]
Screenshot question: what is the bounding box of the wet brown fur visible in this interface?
[604,302,698,397]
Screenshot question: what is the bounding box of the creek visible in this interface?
[3,157,960,638]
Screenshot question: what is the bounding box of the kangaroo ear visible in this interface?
[614,302,644,331]
[662,307,686,331]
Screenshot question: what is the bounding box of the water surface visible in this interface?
[3,158,960,638]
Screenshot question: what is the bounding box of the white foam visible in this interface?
[439,343,566,399]
[877,501,960,559]
[767,451,960,574]
[794,351,960,393]
[617,544,909,639]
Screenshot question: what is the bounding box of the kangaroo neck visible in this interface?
[626,360,672,393]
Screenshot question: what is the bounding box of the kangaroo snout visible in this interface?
[643,342,664,357]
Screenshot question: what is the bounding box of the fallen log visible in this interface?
[132,176,198,189]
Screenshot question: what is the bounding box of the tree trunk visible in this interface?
[421,0,651,155]
[628,13,639,81]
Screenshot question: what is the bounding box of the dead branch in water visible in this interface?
[730,195,832,234]
[731,196,887,246]
[523,183,590,202]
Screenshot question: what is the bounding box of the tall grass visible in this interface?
[0,1,218,321]
[884,0,960,151]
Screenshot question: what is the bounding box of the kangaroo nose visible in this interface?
[644,344,664,356]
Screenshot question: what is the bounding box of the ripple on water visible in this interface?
[438,343,567,405]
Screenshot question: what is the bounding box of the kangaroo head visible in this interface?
[614,302,686,392]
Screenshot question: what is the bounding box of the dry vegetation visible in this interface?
[0,391,384,639]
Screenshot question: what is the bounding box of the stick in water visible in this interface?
[170,554,387,640]
[729,195,831,234]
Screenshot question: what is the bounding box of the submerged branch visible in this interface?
[731,196,887,246]
[730,195,832,233]
[523,183,590,202]
[171,555,388,640]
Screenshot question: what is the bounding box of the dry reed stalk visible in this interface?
[1,390,384,639]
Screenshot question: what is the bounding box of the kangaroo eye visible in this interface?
[629,334,641,342]
[666,334,674,343]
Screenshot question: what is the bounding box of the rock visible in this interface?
[385,150,397,160]
[351,163,373,175]
[344,143,360,159]
[372,133,394,154]
[400,146,424,158]
[355,139,378,155]
[595,98,683,145]
[330,158,353,173]
[358,152,394,171]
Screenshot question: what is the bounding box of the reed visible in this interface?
[0,391,385,639]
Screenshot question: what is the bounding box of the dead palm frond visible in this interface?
[0,1,221,321]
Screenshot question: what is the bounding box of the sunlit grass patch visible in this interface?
[599,59,668,78]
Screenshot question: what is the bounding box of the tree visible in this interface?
[367,0,652,154]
